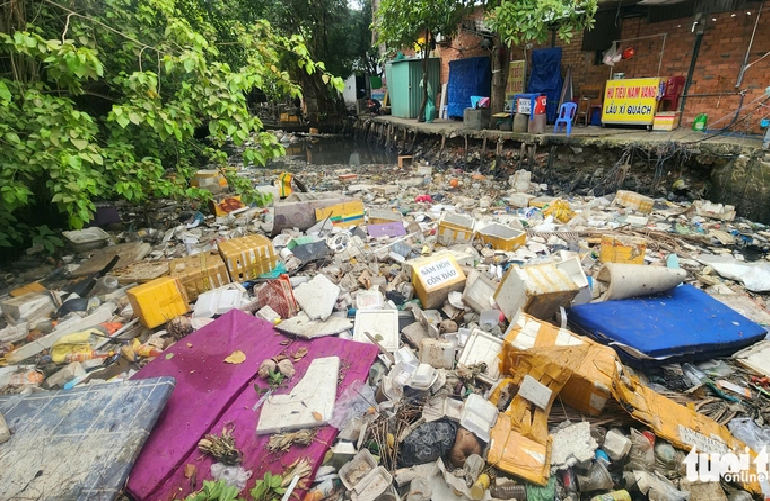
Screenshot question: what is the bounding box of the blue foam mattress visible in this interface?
[568,285,767,361]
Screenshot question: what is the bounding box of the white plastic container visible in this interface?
[193,289,242,318]
[353,310,399,352]
[62,227,110,252]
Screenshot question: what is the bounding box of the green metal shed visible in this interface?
[388,57,440,119]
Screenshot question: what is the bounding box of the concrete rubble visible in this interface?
[3,133,770,501]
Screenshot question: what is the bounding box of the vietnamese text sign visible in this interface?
[601,78,661,125]
[505,60,527,110]
[418,257,459,289]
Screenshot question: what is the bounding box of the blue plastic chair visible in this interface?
[554,102,578,135]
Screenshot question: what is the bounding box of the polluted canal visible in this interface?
[3,131,770,501]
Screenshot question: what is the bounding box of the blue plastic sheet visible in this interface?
[447,57,491,118]
[568,285,767,363]
[527,48,563,123]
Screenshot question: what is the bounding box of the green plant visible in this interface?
[0,0,343,252]
[250,471,285,501]
[486,0,599,45]
[184,480,245,501]
[31,225,64,255]
[266,370,286,390]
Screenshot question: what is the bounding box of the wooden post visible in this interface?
[482,136,487,157]
[528,144,537,171]
[440,134,446,151]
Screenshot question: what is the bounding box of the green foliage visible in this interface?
[0,0,343,250]
[375,0,471,51]
[250,471,285,501]
[486,0,599,45]
[184,480,246,501]
[32,226,64,255]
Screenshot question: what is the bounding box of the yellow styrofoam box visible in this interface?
[315,201,365,228]
[367,209,403,225]
[475,224,526,252]
[437,213,475,246]
[494,263,579,321]
[218,235,277,281]
[502,313,618,415]
[615,190,653,213]
[169,252,230,301]
[600,235,647,264]
[127,277,190,328]
[411,254,467,310]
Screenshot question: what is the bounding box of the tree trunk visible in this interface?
[418,29,430,123]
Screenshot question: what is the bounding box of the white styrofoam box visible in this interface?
[458,329,504,380]
[340,449,377,490]
[603,429,633,460]
[409,363,437,389]
[193,289,242,318]
[394,346,419,369]
[352,467,394,501]
[556,257,589,288]
[356,290,384,311]
[419,338,455,370]
[460,394,499,442]
[354,310,399,352]
[518,374,553,409]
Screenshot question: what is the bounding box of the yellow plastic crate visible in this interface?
[127,277,190,328]
[600,235,647,264]
[169,252,230,301]
[474,224,526,251]
[218,235,277,281]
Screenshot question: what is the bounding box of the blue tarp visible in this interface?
[447,57,491,118]
[527,48,563,123]
[568,285,767,363]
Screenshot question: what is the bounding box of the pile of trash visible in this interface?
[3,151,770,501]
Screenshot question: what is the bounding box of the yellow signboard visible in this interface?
[505,60,527,110]
[601,78,662,125]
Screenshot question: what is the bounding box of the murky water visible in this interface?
[270,137,397,168]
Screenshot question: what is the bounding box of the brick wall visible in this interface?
[436,8,770,131]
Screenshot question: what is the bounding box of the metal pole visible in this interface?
[736,0,764,87]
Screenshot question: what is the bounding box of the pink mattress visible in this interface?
[127,309,378,500]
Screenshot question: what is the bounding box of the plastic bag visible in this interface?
[211,463,252,490]
[399,421,458,467]
[329,380,376,430]
[627,428,655,472]
[633,471,688,501]
[577,461,613,491]
[728,418,770,453]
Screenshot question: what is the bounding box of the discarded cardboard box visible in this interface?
[615,190,653,213]
[315,200,365,228]
[502,313,618,415]
[218,235,277,281]
[208,196,243,217]
[600,235,647,265]
[437,213,475,246]
[411,254,466,310]
[127,277,189,329]
[169,252,230,301]
[613,369,763,494]
[494,263,579,321]
[474,224,526,252]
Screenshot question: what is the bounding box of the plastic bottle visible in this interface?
[470,473,491,500]
[63,350,114,363]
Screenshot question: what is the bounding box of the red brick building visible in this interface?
[426,2,770,130]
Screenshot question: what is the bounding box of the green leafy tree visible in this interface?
[375,0,472,122]
[0,0,343,254]
[486,0,599,45]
